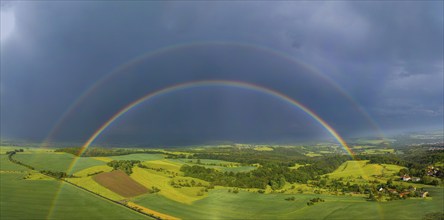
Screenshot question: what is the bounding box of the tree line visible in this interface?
[55,147,176,157]
[107,160,141,175]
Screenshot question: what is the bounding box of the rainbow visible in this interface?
[71,80,354,163]
[47,80,355,219]
[40,41,383,149]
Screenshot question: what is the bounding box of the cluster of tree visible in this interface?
[227,188,239,194]
[40,170,74,179]
[190,147,307,165]
[366,179,430,201]
[107,160,141,175]
[148,186,161,193]
[422,212,444,220]
[288,156,349,183]
[5,149,24,154]
[180,156,348,190]
[196,189,206,196]
[180,164,287,189]
[87,171,104,176]
[284,196,296,201]
[164,154,188,159]
[170,179,206,188]
[312,177,366,194]
[306,197,325,206]
[187,159,239,168]
[398,168,440,185]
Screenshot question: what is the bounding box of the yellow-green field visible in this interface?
[305,152,322,157]
[143,159,184,173]
[253,146,274,151]
[326,160,404,181]
[67,175,125,201]
[73,165,113,177]
[131,166,209,204]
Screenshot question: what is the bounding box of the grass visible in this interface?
[93,170,148,198]
[13,152,105,174]
[305,152,322,157]
[326,160,404,181]
[72,165,113,177]
[131,167,208,204]
[66,176,124,201]
[144,160,184,173]
[253,146,274,151]
[0,155,28,171]
[92,157,114,162]
[133,188,444,220]
[0,173,149,220]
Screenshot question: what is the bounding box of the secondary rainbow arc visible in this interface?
[40,41,383,149]
[71,80,354,167]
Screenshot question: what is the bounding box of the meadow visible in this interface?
[13,152,105,174]
[1,145,443,220]
[327,160,404,180]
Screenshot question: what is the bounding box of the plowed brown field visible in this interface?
[93,170,148,197]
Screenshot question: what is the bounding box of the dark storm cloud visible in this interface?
[1,1,442,145]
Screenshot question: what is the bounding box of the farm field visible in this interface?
[0,173,149,220]
[131,166,209,204]
[133,188,444,220]
[93,170,148,197]
[327,160,404,180]
[13,152,105,174]
[0,155,28,171]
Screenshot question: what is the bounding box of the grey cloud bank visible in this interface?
[1,1,442,146]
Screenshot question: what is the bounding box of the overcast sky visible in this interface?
[1,1,442,146]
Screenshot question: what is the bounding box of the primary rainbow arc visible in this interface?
[70,80,354,170]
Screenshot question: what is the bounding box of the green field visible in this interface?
[0,155,28,171]
[133,188,444,220]
[13,152,105,174]
[0,173,149,220]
